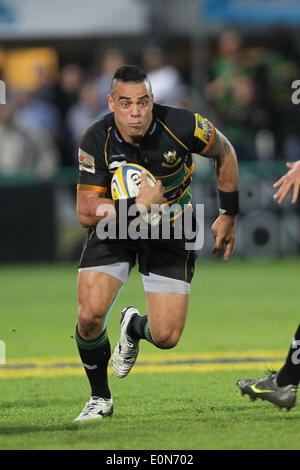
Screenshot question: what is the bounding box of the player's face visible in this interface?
[108,81,154,145]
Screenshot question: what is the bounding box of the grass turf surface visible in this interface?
[0,260,300,450]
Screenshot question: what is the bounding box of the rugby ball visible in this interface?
[111,163,160,226]
[111,163,156,200]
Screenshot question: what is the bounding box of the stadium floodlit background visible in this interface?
[0,0,300,263]
[1,0,300,451]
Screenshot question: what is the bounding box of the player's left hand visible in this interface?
[211,214,237,261]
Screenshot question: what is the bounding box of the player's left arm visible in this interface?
[202,128,239,261]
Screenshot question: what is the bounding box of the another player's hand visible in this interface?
[136,171,167,212]
[211,214,237,261]
[273,160,300,204]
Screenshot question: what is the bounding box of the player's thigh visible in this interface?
[146,291,189,347]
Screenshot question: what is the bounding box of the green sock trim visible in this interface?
[144,323,155,345]
[75,326,108,351]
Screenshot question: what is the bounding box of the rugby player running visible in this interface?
[74,65,239,421]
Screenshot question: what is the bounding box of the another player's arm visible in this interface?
[273,160,300,204]
[202,128,239,260]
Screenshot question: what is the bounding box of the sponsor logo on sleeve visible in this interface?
[194,113,213,144]
[78,149,95,174]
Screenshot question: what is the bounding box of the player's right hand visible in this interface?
[136,170,167,211]
[273,160,300,204]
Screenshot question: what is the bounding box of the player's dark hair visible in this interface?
[111,65,151,93]
[113,65,147,83]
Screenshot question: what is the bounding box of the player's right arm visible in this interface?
[76,128,114,227]
[76,129,166,227]
[77,190,115,227]
[77,176,166,227]
[273,160,300,204]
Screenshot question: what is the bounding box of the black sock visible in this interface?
[276,324,300,387]
[127,315,155,345]
[75,325,111,399]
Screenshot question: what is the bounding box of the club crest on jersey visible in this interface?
[162,150,181,168]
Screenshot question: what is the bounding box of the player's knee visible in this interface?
[152,329,181,349]
[78,304,106,334]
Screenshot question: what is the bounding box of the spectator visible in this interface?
[206,29,300,162]
[12,88,60,140]
[0,103,58,179]
[50,63,83,119]
[66,82,104,158]
[206,31,272,161]
[259,46,300,161]
[206,30,247,104]
[94,49,126,101]
[48,63,84,166]
[28,62,83,167]
[223,75,270,161]
[142,46,184,106]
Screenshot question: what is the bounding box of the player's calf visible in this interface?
[127,310,182,349]
[150,329,182,349]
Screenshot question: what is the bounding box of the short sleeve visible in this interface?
[191,113,215,155]
[77,130,110,194]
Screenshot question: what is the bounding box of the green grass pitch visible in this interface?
[0,259,300,450]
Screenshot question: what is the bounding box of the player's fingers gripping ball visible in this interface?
[111,163,156,199]
[111,163,161,225]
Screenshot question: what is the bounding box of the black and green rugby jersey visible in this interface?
[77,103,215,217]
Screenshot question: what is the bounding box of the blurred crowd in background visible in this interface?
[0,29,299,179]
